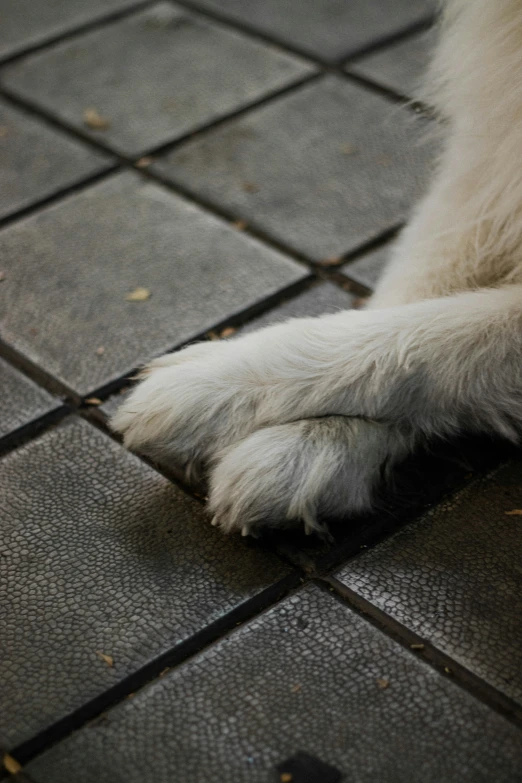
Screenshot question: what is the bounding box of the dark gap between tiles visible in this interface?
[0,0,157,67]
[0,166,120,233]
[318,577,522,730]
[9,571,304,767]
[0,406,71,461]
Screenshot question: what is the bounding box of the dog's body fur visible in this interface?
[112,0,522,536]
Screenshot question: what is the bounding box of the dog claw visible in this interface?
[241,525,250,537]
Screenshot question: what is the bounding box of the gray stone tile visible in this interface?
[0,417,291,748]
[154,76,436,261]
[335,460,522,706]
[0,100,112,221]
[0,170,305,396]
[2,3,314,157]
[28,585,522,783]
[0,358,57,440]
[342,244,391,290]
[186,0,436,62]
[349,26,437,99]
[0,0,142,60]
[242,280,354,332]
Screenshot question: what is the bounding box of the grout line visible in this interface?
[0,0,157,67]
[9,570,305,767]
[0,165,120,232]
[319,576,522,730]
[0,407,72,461]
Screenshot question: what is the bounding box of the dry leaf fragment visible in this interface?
[505,509,522,515]
[376,678,390,689]
[234,220,248,230]
[241,181,259,193]
[220,327,236,338]
[83,108,110,130]
[318,256,342,267]
[340,143,357,155]
[3,754,22,774]
[280,775,293,783]
[85,397,102,406]
[410,643,425,651]
[126,287,151,302]
[96,650,114,667]
[96,346,105,356]
[135,156,153,168]
[290,684,302,693]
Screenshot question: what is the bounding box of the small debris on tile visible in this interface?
[233,219,248,230]
[83,108,110,130]
[505,509,522,515]
[318,256,342,266]
[0,126,8,137]
[96,346,105,356]
[444,667,452,674]
[220,327,236,338]
[95,650,114,667]
[280,775,293,782]
[125,287,151,301]
[135,156,153,168]
[241,181,259,193]
[3,754,22,774]
[0,271,5,281]
[85,397,102,406]
[410,643,425,651]
[340,143,357,155]
[290,684,302,693]
[159,667,171,677]
[376,677,390,689]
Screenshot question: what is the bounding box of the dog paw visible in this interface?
[208,417,412,537]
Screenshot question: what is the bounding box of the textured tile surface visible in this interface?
[336,460,522,705]
[28,585,522,783]
[187,0,435,61]
[0,0,142,60]
[342,244,391,290]
[349,27,437,98]
[0,358,57,439]
[2,3,313,156]
[0,417,290,748]
[155,76,435,260]
[242,281,354,332]
[0,170,305,395]
[0,100,112,220]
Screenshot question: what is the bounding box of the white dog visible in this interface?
[112,0,522,538]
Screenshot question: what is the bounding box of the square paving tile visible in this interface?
[0,0,143,60]
[1,3,314,157]
[342,244,392,290]
[0,99,112,221]
[186,0,436,62]
[0,416,292,748]
[0,170,305,396]
[335,460,522,706]
[0,358,58,440]
[27,585,522,783]
[154,76,436,261]
[349,26,437,99]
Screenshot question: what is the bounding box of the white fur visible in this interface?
[112,0,522,536]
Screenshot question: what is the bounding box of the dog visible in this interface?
[112,0,522,538]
